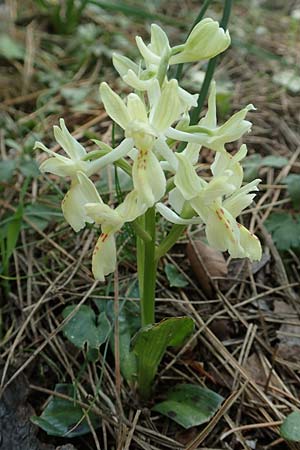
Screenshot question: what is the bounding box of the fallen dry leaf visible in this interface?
[186,239,228,296]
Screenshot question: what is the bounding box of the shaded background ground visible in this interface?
[1,0,300,449]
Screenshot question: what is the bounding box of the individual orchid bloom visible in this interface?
[136,23,171,67]
[36,118,133,178]
[85,190,147,281]
[165,81,255,152]
[112,24,170,92]
[157,153,262,261]
[169,18,230,65]
[211,143,248,189]
[100,79,183,206]
[113,24,199,113]
[62,171,102,232]
[35,118,89,177]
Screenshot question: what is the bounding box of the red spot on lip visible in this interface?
[100,233,108,242]
[216,210,223,221]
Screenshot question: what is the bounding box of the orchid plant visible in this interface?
[36,18,262,400]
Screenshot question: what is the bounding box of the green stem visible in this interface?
[140,207,157,326]
[131,220,152,242]
[155,223,186,262]
[155,203,195,261]
[190,0,233,125]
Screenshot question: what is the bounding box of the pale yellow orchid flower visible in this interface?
[85,190,147,281]
[100,79,183,206]
[170,18,231,64]
[157,152,262,261]
[36,118,133,178]
[166,81,255,152]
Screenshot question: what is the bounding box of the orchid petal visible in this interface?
[39,157,75,177]
[200,81,217,128]
[169,188,185,214]
[178,86,199,110]
[136,36,161,65]
[153,137,177,171]
[124,70,155,91]
[239,225,262,261]
[205,207,242,256]
[117,189,147,221]
[156,202,202,225]
[62,173,100,232]
[151,80,181,132]
[132,150,166,206]
[174,153,204,200]
[86,138,134,176]
[149,24,170,55]
[170,18,230,64]
[100,82,130,130]
[127,94,148,123]
[53,119,86,160]
[112,53,138,77]
[92,232,116,281]
[181,142,201,165]
[84,203,122,229]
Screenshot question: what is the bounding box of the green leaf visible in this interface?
[165,263,188,288]
[265,213,300,250]
[62,305,111,349]
[94,299,140,384]
[243,155,288,182]
[31,384,100,437]
[19,159,40,177]
[0,34,24,60]
[284,174,300,209]
[0,160,17,182]
[281,411,300,442]
[23,203,63,231]
[261,155,288,168]
[133,317,194,399]
[242,154,262,182]
[153,384,224,429]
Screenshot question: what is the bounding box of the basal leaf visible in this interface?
[153,384,224,429]
[284,174,300,209]
[165,263,188,288]
[281,411,300,442]
[0,160,17,182]
[133,317,194,399]
[31,384,100,437]
[94,298,140,384]
[62,305,111,349]
[261,155,288,168]
[242,154,262,182]
[23,203,63,231]
[265,212,300,251]
[19,159,40,177]
[0,34,24,60]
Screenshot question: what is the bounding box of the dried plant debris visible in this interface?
[186,239,228,296]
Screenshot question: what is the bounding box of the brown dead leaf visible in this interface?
[245,353,269,386]
[210,319,233,342]
[175,427,198,445]
[274,301,300,362]
[186,239,228,296]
